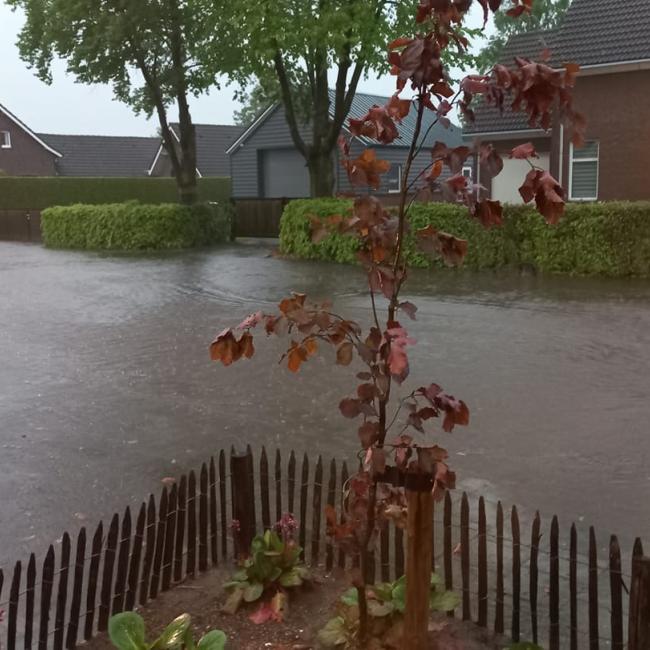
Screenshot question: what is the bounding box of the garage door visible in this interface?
[262,149,310,198]
[491,153,549,204]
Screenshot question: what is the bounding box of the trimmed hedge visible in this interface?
[0,176,230,211]
[42,201,232,250]
[279,198,650,277]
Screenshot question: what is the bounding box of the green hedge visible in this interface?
[42,201,232,250]
[0,176,230,210]
[279,199,650,277]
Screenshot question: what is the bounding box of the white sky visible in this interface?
[1,3,492,136]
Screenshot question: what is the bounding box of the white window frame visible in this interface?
[387,164,402,194]
[462,165,473,182]
[569,141,599,201]
[0,131,11,149]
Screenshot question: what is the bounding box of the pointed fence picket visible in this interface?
[1,446,645,649]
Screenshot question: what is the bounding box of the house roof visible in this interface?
[226,90,462,153]
[0,103,63,157]
[38,133,160,176]
[169,123,244,176]
[465,0,650,136]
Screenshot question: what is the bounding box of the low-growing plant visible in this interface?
[318,573,460,648]
[223,514,309,623]
[108,612,226,650]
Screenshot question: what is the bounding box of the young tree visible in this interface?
[212,0,583,646]
[476,0,570,71]
[8,0,225,205]
[222,1,472,197]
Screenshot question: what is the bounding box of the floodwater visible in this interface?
[1,240,649,567]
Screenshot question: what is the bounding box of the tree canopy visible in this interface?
[8,0,229,203]
[476,0,570,71]
[226,1,479,191]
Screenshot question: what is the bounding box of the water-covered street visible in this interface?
[1,240,649,567]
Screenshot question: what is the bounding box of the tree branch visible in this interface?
[273,49,308,157]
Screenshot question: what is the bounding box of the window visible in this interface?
[570,140,599,201]
[386,164,402,193]
[0,131,10,149]
[462,166,473,182]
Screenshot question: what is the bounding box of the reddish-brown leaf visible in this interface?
[358,421,379,449]
[474,199,503,228]
[399,301,418,320]
[336,341,354,366]
[510,142,538,159]
[210,328,243,366]
[339,398,362,419]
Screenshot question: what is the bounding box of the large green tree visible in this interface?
[476,0,570,72]
[8,0,226,204]
[221,1,419,197]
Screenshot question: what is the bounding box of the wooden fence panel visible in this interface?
[98,514,119,631]
[199,464,209,572]
[66,527,86,648]
[511,506,521,643]
[54,532,71,649]
[529,512,541,644]
[187,472,197,577]
[589,527,600,650]
[219,451,228,560]
[311,456,323,565]
[233,199,286,238]
[150,488,168,598]
[126,505,146,612]
[478,497,488,627]
[113,508,132,615]
[209,458,219,566]
[495,502,504,634]
[570,523,578,650]
[609,535,624,650]
[4,450,649,650]
[260,448,271,531]
[326,459,337,573]
[84,524,103,640]
[8,561,20,650]
[40,549,55,649]
[549,516,560,650]
[25,554,36,650]
[163,485,177,591]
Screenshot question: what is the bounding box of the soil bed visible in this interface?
[83,566,508,649]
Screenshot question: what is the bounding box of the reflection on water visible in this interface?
[1,240,649,565]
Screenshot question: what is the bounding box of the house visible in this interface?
[1,102,240,178]
[464,0,650,203]
[227,90,464,199]
[0,103,62,175]
[148,124,244,177]
[39,133,160,177]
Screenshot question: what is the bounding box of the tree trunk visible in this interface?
[175,87,198,206]
[307,147,335,197]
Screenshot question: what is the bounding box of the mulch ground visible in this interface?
[83,566,508,649]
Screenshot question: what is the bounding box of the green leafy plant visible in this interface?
[42,201,231,251]
[223,515,309,623]
[108,612,226,650]
[280,198,650,278]
[318,574,460,648]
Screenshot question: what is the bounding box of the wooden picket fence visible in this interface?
[0,446,647,649]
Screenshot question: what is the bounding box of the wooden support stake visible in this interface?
[404,478,434,650]
[628,555,650,650]
[231,450,256,554]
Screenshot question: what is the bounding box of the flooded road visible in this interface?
[1,240,649,567]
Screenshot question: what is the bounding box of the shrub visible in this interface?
[0,176,230,211]
[41,201,232,250]
[280,198,650,277]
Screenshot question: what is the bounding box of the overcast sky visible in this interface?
[1,3,491,137]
